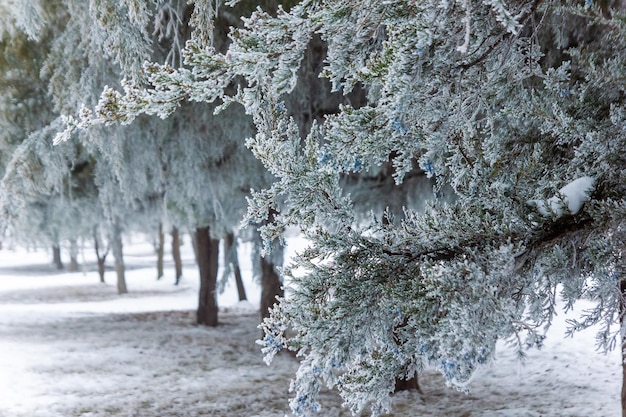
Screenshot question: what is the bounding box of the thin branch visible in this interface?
[458,0,545,71]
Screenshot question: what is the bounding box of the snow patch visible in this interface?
[528,176,595,217]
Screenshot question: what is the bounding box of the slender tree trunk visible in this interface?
[94,227,108,284]
[259,209,284,319]
[68,239,79,272]
[97,253,106,283]
[172,227,183,285]
[110,219,127,294]
[156,222,165,280]
[195,226,219,326]
[225,232,246,301]
[52,245,64,270]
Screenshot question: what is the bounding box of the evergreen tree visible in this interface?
[54,0,626,415]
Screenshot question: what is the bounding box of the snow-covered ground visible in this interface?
[0,234,620,417]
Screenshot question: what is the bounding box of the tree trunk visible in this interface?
[97,255,106,283]
[156,222,165,280]
[395,376,423,394]
[110,219,127,294]
[172,227,183,285]
[393,321,423,394]
[260,251,283,319]
[68,239,79,272]
[94,227,108,284]
[258,209,284,319]
[225,232,246,301]
[52,245,64,270]
[195,226,219,326]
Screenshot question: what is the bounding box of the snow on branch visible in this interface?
[528,176,596,218]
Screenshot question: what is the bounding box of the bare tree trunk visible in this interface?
[96,250,106,283]
[52,245,64,270]
[225,231,246,301]
[172,227,183,285]
[110,218,127,294]
[68,239,79,272]
[259,209,284,319]
[94,230,108,283]
[195,226,219,326]
[156,222,165,280]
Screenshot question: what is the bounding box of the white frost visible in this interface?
[528,176,595,217]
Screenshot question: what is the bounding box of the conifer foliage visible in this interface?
[36,0,626,415]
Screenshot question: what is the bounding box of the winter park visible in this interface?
[1,0,626,416]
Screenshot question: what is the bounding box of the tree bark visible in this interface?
[110,219,127,294]
[97,253,106,283]
[225,232,247,301]
[260,252,283,319]
[94,227,108,284]
[259,209,284,319]
[156,222,165,280]
[52,245,64,270]
[172,227,183,285]
[195,226,219,326]
[68,239,79,272]
[395,376,423,394]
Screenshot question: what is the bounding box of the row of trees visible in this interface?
[0,1,283,326]
[4,0,626,416]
